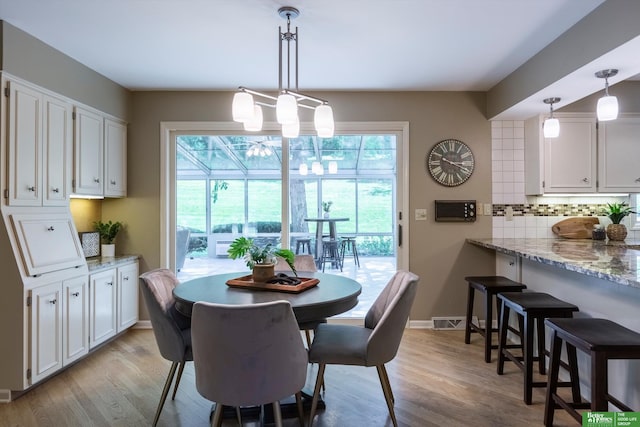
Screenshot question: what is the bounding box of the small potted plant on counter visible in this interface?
[227,237,297,282]
[602,202,636,241]
[93,220,123,257]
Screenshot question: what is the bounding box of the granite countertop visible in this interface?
[466,238,640,289]
[86,254,139,272]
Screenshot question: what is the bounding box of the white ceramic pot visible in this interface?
[101,244,115,257]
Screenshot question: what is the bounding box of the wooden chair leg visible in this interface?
[295,392,305,426]
[211,403,223,427]
[172,361,186,400]
[464,286,475,344]
[235,406,242,425]
[272,401,283,427]
[305,330,312,348]
[544,331,562,427]
[309,364,326,426]
[379,364,394,403]
[153,361,178,427]
[377,365,398,427]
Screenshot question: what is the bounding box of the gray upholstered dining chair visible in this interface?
[191,300,309,427]
[139,268,192,427]
[307,270,419,427]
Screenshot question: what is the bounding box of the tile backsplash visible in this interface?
[490,120,638,240]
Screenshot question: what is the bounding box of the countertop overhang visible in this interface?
[467,238,640,289]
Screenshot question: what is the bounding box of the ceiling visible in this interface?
[3,0,638,118]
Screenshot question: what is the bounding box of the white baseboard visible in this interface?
[132,320,152,329]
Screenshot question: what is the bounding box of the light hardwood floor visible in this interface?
[0,328,578,427]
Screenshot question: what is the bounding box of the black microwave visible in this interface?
[434,200,476,222]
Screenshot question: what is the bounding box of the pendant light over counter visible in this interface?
[595,69,619,122]
[543,97,560,138]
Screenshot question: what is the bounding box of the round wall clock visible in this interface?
[426,139,475,186]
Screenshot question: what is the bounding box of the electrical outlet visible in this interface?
[415,209,427,221]
[484,203,492,216]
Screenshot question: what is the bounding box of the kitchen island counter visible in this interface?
[467,237,640,409]
[467,238,640,289]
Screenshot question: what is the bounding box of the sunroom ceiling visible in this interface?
[176,135,397,177]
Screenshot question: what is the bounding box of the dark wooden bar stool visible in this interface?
[497,292,579,405]
[544,318,640,426]
[339,236,360,267]
[319,239,341,272]
[464,276,527,363]
[295,238,312,255]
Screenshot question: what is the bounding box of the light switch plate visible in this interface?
[484,203,492,216]
[415,208,427,221]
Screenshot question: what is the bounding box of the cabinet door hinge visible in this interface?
[26,296,32,307]
[26,369,31,380]
[3,189,8,199]
[542,180,545,188]
[4,87,9,98]
[72,111,76,120]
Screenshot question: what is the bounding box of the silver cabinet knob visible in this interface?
[582,178,589,183]
[71,292,80,297]
[47,226,55,231]
[27,186,36,192]
[93,178,100,183]
[49,299,57,305]
[52,187,60,193]
[110,180,116,185]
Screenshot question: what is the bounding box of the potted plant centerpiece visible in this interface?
[322,201,333,218]
[602,202,636,241]
[93,220,123,257]
[227,237,297,283]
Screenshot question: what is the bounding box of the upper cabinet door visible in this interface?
[543,116,597,193]
[598,115,640,192]
[104,118,127,197]
[6,80,43,206]
[43,95,73,205]
[73,107,103,196]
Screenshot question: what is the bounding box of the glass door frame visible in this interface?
[160,120,409,273]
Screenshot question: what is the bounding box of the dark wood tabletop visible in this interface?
[173,271,362,323]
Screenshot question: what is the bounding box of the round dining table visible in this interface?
[173,271,362,323]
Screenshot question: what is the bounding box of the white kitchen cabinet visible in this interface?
[597,115,640,192]
[63,276,89,365]
[89,268,117,349]
[496,252,520,282]
[73,106,104,196]
[104,118,127,197]
[5,79,73,206]
[117,262,138,332]
[525,114,597,194]
[30,282,63,384]
[10,213,85,277]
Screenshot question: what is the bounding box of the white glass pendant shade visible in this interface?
[232,92,255,122]
[543,118,560,138]
[328,161,338,174]
[314,105,335,138]
[311,161,322,175]
[299,164,308,175]
[597,95,618,121]
[243,105,263,132]
[276,94,298,124]
[282,117,300,138]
